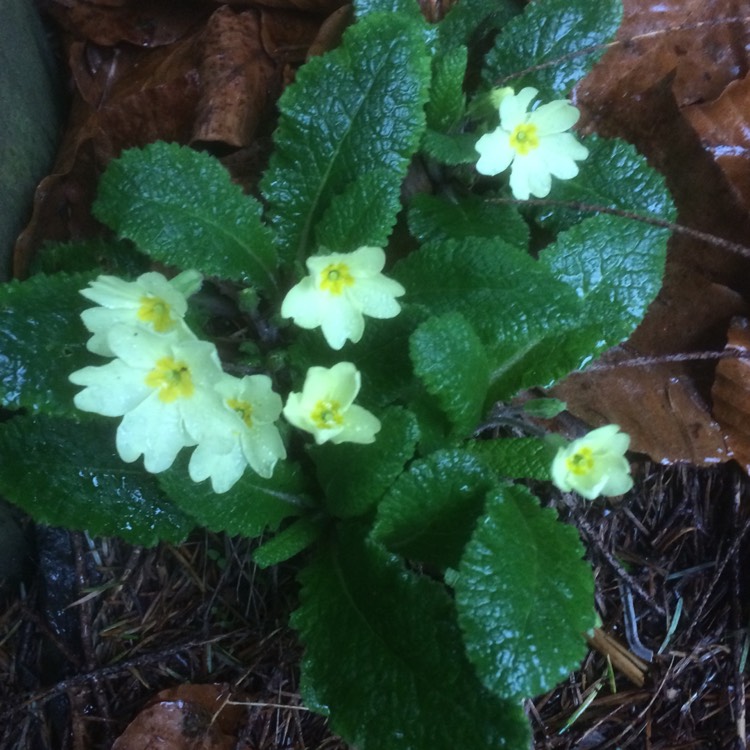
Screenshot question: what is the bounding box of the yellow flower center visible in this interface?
[227,397,253,428]
[509,123,540,155]
[138,296,175,333]
[319,263,355,296]
[144,356,194,403]
[566,447,595,476]
[311,399,344,430]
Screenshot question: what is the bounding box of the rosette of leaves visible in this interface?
[0,0,674,748]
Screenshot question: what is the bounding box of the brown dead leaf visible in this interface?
[259,7,328,63]
[576,0,750,110]
[554,263,745,465]
[192,8,276,147]
[682,74,750,212]
[561,2,750,466]
[712,317,750,472]
[41,0,210,48]
[112,683,251,750]
[214,0,347,13]
[15,1,333,274]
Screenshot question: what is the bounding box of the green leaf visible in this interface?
[354,0,421,17]
[0,416,193,545]
[426,46,468,131]
[158,457,307,538]
[29,238,149,277]
[393,238,582,399]
[373,449,494,569]
[311,407,420,518]
[0,272,95,416]
[483,0,623,98]
[437,0,522,55]
[94,142,276,286]
[466,437,553,480]
[455,484,596,698]
[253,516,323,568]
[410,312,489,436]
[421,129,480,165]
[532,136,677,233]
[408,193,529,248]
[540,213,667,343]
[523,397,566,419]
[261,13,431,261]
[314,170,403,251]
[293,526,532,750]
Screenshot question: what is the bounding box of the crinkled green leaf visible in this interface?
[314,170,403,252]
[410,312,489,436]
[29,238,148,277]
[158,457,307,539]
[354,0,423,20]
[393,238,582,399]
[540,213,667,343]
[261,13,431,261]
[0,272,94,416]
[421,129,480,165]
[293,526,531,750]
[408,193,529,248]
[426,46,468,131]
[533,136,677,234]
[437,0,522,55]
[253,516,323,568]
[466,437,553,480]
[94,142,276,286]
[373,449,494,569]
[0,416,193,545]
[311,407,420,518]
[456,484,596,698]
[483,0,622,98]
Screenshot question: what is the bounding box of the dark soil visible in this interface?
[0,462,747,749]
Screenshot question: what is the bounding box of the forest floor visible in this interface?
[0,461,747,749]
[3,0,750,747]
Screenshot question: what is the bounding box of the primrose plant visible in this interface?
[0,0,673,746]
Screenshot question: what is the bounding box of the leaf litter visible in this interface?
[4,0,750,747]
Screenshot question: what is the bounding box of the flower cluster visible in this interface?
[550,424,633,500]
[70,271,286,493]
[70,246,398,491]
[475,87,589,200]
[277,245,401,442]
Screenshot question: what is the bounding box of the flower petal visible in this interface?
[499,87,538,130]
[332,404,381,444]
[475,130,514,176]
[530,99,580,135]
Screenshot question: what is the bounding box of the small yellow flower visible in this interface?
[69,326,225,473]
[281,246,405,350]
[475,87,589,200]
[188,373,287,493]
[283,362,380,445]
[550,424,633,500]
[79,270,202,356]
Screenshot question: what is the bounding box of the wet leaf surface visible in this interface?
[112,684,250,750]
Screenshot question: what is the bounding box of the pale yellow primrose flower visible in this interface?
[80,270,202,356]
[551,424,633,500]
[188,373,287,493]
[283,362,380,445]
[475,87,589,200]
[70,326,227,473]
[280,246,405,350]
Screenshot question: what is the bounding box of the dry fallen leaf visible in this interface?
[682,74,750,212]
[112,683,251,750]
[712,317,750,473]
